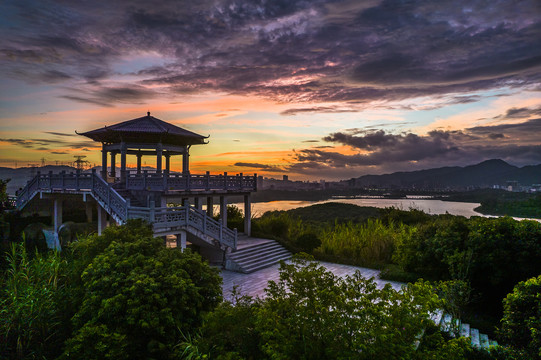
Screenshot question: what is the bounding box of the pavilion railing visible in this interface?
[125,171,257,192]
[16,170,237,249]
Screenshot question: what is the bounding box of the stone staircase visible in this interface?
[226,238,292,273]
[429,310,499,349]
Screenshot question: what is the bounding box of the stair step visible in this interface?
[459,323,470,338]
[240,250,292,267]
[441,314,453,333]
[230,241,280,257]
[479,334,490,349]
[470,328,480,348]
[241,254,292,273]
[232,247,291,264]
[229,243,285,260]
[430,310,443,326]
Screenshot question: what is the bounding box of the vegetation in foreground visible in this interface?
[252,204,541,338]
[1,200,540,359]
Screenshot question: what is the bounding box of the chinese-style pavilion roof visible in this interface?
[77,112,208,146]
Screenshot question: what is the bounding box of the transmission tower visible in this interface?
[73,155,90,170]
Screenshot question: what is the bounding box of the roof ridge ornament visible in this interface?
[147,111,150,116]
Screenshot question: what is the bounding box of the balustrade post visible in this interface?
[76,169,80,191]
[239,173,243,189]
[61,171,65,188]
[48,171,53,190]
[185,203,190,225]
[234,228,238,248]
[163,172,167,191]
[254,173,258,191]
[224,172,228,190]
[186,173,191,191]
[205,171,210,190]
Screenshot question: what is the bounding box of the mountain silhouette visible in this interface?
[352,159,541,189]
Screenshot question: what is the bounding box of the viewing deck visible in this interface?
[15,169,248,250]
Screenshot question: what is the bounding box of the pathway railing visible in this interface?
[125,171,257,192]
[16,170,237,249]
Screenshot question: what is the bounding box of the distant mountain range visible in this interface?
[352,159,541,190]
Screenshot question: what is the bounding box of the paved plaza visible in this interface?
[221,260,404,301]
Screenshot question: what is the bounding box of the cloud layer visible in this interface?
[1,0,540,108]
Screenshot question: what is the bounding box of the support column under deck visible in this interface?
[220,195,227,227]
[206,197,214,217]
[244,194,251,236]
[97,205,107,235]
[176,231,187,251]
[194,197,202,211]
[53,198,62,233]
[85,201,93,223]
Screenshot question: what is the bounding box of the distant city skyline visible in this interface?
[1,0,540,180]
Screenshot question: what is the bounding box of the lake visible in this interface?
[232,198,483,218]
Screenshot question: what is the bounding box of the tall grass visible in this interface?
[0,243,66,359]
[315,219,408,268]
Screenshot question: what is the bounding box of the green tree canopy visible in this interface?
[62,220,222,359]
[499,275,541,359]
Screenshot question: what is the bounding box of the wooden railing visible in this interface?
[16,170,237,249]
[125,171,257,192]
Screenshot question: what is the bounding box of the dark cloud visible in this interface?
[44,131,77,137]
[301,140,319,143]
[234,162,285,172]
[289,111,541,175]
[1,0,539,106]
[281,106,359,116]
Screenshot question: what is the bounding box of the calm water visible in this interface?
[232,198,483,217]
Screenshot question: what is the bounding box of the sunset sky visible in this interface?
[1,0,540,180]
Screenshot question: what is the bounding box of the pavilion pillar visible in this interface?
[206,197,213,217]
[182,146,190,174]
[220,195,227,227]
[101,145,108,179]
[53,198,62,233]
[165,154,171,174]
[110,152,116,178]
[244,194,251,236]
[120,142,127,183]
[136,153,142,174]
[156,143,163,173]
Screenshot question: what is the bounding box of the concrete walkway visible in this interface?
[221,260,404,301]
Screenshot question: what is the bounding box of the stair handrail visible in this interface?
[89,172,127,223]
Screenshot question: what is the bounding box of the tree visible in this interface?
[499,275,541,359]
[62,221,222,359]
[255,258,442,359]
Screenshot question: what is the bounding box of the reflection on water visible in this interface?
[232,198,483,217]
